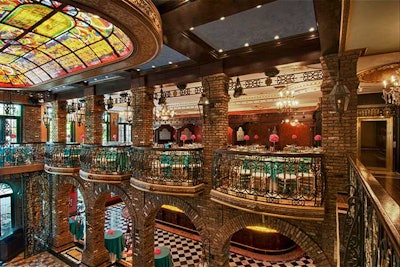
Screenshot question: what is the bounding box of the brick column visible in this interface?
[132,86,154,147]
[320,51,361,264]
[202,74,230,188]
[81,195,109,267]
[132,221,155,266]
[84,94,105,144]
[50,100,67,142]
[49,181,74,252]
[23,105,41,142]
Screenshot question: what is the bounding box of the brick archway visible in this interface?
[92,182,137,226]
[214,213,331,267]
[143,194,208,238]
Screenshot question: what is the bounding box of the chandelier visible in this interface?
[276,86,298,113]
[382,74,400,105]
[66,99,86,126]
[155,88,174,122]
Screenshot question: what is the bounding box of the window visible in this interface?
[66,121,75,143]
[0,183,13,238]
[0,104,22,143]
[118,123,132,144]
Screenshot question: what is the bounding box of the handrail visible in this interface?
[131,146,204,186]
[80,144,132,175]
[344,156,400,266]
[212,149,325,206]
[44,142,81,168]
[0,142,46,167]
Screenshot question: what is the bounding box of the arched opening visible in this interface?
[0,183,13,238]
[154,204,204,266]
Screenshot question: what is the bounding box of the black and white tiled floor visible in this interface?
[104,203,315,267]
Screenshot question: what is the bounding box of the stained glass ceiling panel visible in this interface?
[0,0,133,88]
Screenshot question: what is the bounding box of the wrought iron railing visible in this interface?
[80,144,132,175]
[44,142,81,168]
[342,157,400,267]
[0,143,45,167]
[212,149,325,206]
[131,146,204,186]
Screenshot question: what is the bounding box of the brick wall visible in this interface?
[132,86,155,147]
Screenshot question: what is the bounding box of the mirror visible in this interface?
[357,117,393,171]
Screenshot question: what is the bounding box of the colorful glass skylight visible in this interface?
[0,0,133,88]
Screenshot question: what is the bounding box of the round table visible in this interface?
[69,217,84,241]
[104,230,124,263]
[154,246,173,267]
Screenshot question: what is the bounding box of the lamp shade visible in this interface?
[329,81,350,116]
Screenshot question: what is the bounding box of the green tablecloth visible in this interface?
[104,230,124,260]
[154,246,173,267]
[69,217,84,240]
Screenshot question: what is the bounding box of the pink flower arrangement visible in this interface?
[314,134,322,141]
[10,133,16,139]
[81,134,86,139]
[154,247,161,255]
[292,134,297,140]
[112,134,117,140]
[107,229,115,235]
[191,134,196,140]
[244,135,250,141]
[67,134,71,138]
[253,134,259,140]
[269,134,279,143]
[180,135,187,141]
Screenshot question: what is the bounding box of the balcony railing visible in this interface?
[342,157,400,267]
[44,142,81,175]
[79,144,132,183]
[0,142,46,167]
[211,149,325,220]
[131,146,204,196]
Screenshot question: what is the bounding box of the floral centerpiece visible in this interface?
[269,134,279,151]
[81,134,86,144]
[180,134,187,145]
[314,134,322,147]
[191,134,196,143]
[112,134,117,141]
[67,134,71,143]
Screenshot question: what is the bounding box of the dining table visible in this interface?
[154,246,173,267]
[104,229,124,263]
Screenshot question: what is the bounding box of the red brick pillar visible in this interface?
[22,105,41,143]
[132,86,154,147]
[202,74,230,189]
[49,183,74,252]
[50,100,67,142]
[320,50,361,264]
[84,94,105,144]
[81,194,109,267]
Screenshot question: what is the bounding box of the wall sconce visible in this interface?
[329,59,350,121]
[197,79,214,122]
[42,105,52,128]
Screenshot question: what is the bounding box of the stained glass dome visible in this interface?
[0,0,135,88]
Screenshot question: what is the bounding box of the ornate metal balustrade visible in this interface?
[79,144,132,183]
[44,142,81,175]
[131,146,205,196]
[210,149,325,220]
[342,157,400,267]
[0,143,43,167]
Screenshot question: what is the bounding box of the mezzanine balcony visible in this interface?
[131,146,205,196]
[211,148,325,220]
[44,142,81,175]
[79,144,132,183]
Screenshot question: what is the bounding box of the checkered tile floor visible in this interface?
[105,203,315,267]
